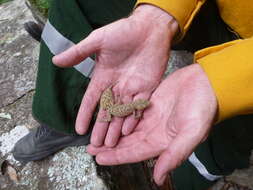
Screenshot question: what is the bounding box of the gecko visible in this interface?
[99,85,150,122]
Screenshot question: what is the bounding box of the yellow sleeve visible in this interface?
[136,0,206,40]
[195,37,253,122]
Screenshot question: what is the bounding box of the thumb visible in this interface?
[52,30,102,67]
[153,125,204,186]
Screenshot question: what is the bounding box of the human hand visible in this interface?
[53,5,178,147]
[87,64,217,185]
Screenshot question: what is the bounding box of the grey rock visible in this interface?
[166,50,193,75]
[0,0,107,189]
[0,0,39,108]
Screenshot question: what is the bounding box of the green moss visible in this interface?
[0,0,13,5]
[28,0,51,17]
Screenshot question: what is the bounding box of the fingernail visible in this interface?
[96,155,106,165]
[105,139,116,148]
[52,56,57,63]
[86,145,93,154]
[122,129,128,136]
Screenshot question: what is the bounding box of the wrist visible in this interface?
[183,64,218,117]
[132,4,179,38]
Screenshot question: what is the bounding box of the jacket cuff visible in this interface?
[195,38,253,122]
[136,0,206,41]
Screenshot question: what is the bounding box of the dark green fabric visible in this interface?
[32,0,136,134]
[77,0,136,29]
[49,0,93,44]
[172,115,253,190]
[172,160,214,190]
[33,41,91,134]
[210,115,253,173]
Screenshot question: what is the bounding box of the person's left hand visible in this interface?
[52,5,178,147]
[87,64,218,185]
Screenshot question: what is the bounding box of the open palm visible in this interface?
[53,5,178,147]
[87,64,217,185]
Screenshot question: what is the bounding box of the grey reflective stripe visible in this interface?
[41,21,95,78]
[188,152,222,181]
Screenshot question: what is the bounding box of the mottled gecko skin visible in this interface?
[109,99,150,117]
[100,85,114,110]
[100,86,150,122]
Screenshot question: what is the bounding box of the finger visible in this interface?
[90,108,109,147]
[122,92,151,135]
[75,81,102,135]
[104,95,131,147]
[105,117,124,147]
[52,30,101,67]
[88,130,145,155]
[87,134,142,155]
[87,144,113,156]
[96,136,162,165]
[153,127,202,186]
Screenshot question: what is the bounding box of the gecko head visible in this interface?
[134,99,150,110]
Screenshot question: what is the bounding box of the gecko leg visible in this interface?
[100,111,112,122]
[134,110,142,119]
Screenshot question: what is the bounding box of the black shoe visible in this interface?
[24,21,44,42]
[12,125,91,162]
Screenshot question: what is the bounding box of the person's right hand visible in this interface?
[87,64,218,185]
[53,5,178,147]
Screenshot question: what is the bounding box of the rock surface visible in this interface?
[0,0,107,189]
[0,0,253,189]
[0,0,39,108]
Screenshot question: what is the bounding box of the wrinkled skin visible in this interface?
[53,5,178,147]
[87,64,217,186]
